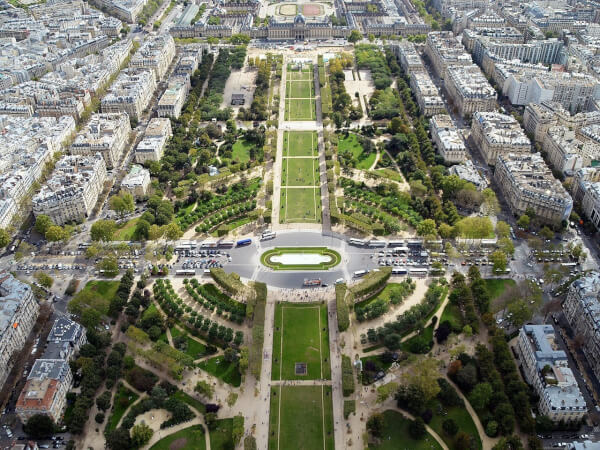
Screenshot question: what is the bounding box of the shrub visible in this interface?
[335,284,349,331]
[341,355,355,396]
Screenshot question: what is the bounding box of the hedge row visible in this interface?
[350,267,392,299]
[210,268,246,297]
[335,283,349,332]
[249,282,267,379]
[342,355,355,397]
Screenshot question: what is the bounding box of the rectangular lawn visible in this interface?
[280,187,321,223]
[272,303,330,380]
[287,80,313,98]
[269,385,334,450]
[282,157,319,186]
[285,131,317,157]
[198,355,242,387]
[285,98,315,121]
[150,425,206,450]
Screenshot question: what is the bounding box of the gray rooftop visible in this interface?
[0,273,33,337]
[28,359,70,382]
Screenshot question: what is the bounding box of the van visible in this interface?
[335,278,344,284]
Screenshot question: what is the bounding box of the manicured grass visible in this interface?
[439,302,463,331]
[170,326,207,359]
[400,324,434,354]
[368,410,442,450]
[339,133,376,170]
[113,218,139,241]
[209,418,234,450]
[284,131,317,157]
[374,168,405,183]
[272,302,330,380]
[280,187,321,223]
[106,385,138,431]
[354,282,405,309]
[285,98,315,121]
[172,390,206,414]
[260,247,341,270]
[428,400,482,450]
[287,68,312,79]
[231,139,253,164]
[149,424,206,450]
[69,280,119,316]
[269,385,334,450]
[484,278,516,300]
[287,79,314,98]
[197,355,242,387]
[282,157,319,186]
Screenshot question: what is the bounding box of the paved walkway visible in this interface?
[314,64,330,231]
[271,60,287,227]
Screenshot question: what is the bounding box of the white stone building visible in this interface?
[101,70,156,120]
[471,112,530,165]
[135,117,172,163]
[445,65,496,117]
[121,164,150,198]
[430,114,466,163]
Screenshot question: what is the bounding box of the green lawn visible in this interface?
[209,418,235,450]
[170,326,207,359]
[197,355,242,387]
[282,157,319,186]
[354,283,407,309]
[339,133,376,170]
[287,79,314,98]
[484,278,516,301]
[69,280,120,316]
[373,168,405,183]
[368,410,442,450]
[272,302,330,380]
[269,385,334,450]
[428,400,482,450]
[149,424,206,450]
[106,385,138,431]
[172,390,206,414]
[280,187,321,223]
[285,98,315,121]
[285,131,317,157]
[113,218,139,241]
[288,68,312,79]
[231,139,254,164]
[439,303,463,332]
[400,324,434,354]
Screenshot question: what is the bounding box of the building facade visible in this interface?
[471,111,531,165]
[445,65,496,117]
[430,114,467,163]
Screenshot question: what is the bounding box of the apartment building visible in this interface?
[494,152,573,224]
[71,113,130,169]
[430,114,467,163]
[391,41,424,74]
[543,126,600,175]
[449,159,488,190]
[580,182,600,230]
[89,0,148,22]
[0,273,39,389]
[130,33,176,82]
[528,72,600,114]
[135,117,172,163]
[15,359,73,423]
[572,167,600,204]
[425,31,472,79]
[516,325,587,422]
[44,316,86,361]
[0,199,17,230]
[32,154,107,226]
[473,37,563,67]
[471,112,530,165]
[101,70,156,120]
[563,272,600,381]
[462,27,524,54]
[409,71,445,117]
[445,65,496,117]
[120,164,150,198]
[523,102,600,143]
[157,78,187,119]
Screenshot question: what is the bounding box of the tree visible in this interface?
[164,222,183,240]
[442,418,458,436]
[34,271,54,288]
[376,382,399,403]
[194,380,214,399]
[97,256,119,277]
[46,225,68,242]
[35,214,54,235]
[468,382,492,411]
[205,412,218,430]
[402,358,441,401]
[348,29,362,43]
[540,226,554,240]
[497,237,515,256]
[131,423,153,447]
[223,347,238,363]
[417,219,437,238]
[495,221,510,239]
[507,299,531,328]
[96,391,112,411]
[23,414,55,438]
[517,214,530,229]
[367,413,384,437]
[91,219,116,241]
[95,412,105,423]
[490,250,507,273]
[106,427,132,450]
[148,224,164,240]
[409,417,426,439]
[482,188,500,214]
[0,228,8,248]
[109,191,134,218]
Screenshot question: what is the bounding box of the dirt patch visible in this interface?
[170,437,188,450]
[302,3,322,16]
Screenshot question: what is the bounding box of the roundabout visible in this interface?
[260,246,341,270]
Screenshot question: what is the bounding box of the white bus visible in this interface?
[368,240,387,248]
[392,267,408,275]
[260,231,276,241]
[201,241,218,248]
[176,269,196,276]
[349,238,366,246]
[409,268,428,277]
[218,241,234,248]
[353,269,368,278]
[388,240,405,247]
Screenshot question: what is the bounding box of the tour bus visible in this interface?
[303,278,322,286]
[218,241,234,248]
[392,267,408,275]
[349,238,366,246]
[78,243,91,249]
[409,268,428,277]
[561,262,577,268]
[236,238,252,247]
[353,269,368,278]
[201,241,218,249]
[368,240,387,248]
[387,240,405,248]
[393,246,410,255]
[176,269,196,276]
[260,231,276,241]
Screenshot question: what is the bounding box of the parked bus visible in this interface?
[176,269,196,276]
[236,238,252,247]
[392,267,408,275]
[201,241,218,248]
[303,278,322,286]
[387,240,405,247]
[348,238,366,246]
[218,241,234,248]
[260,231,276,241]
[353,269,368,278]
[409,268,428,277]
[561,262,577,268]
[368,240,387,248]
